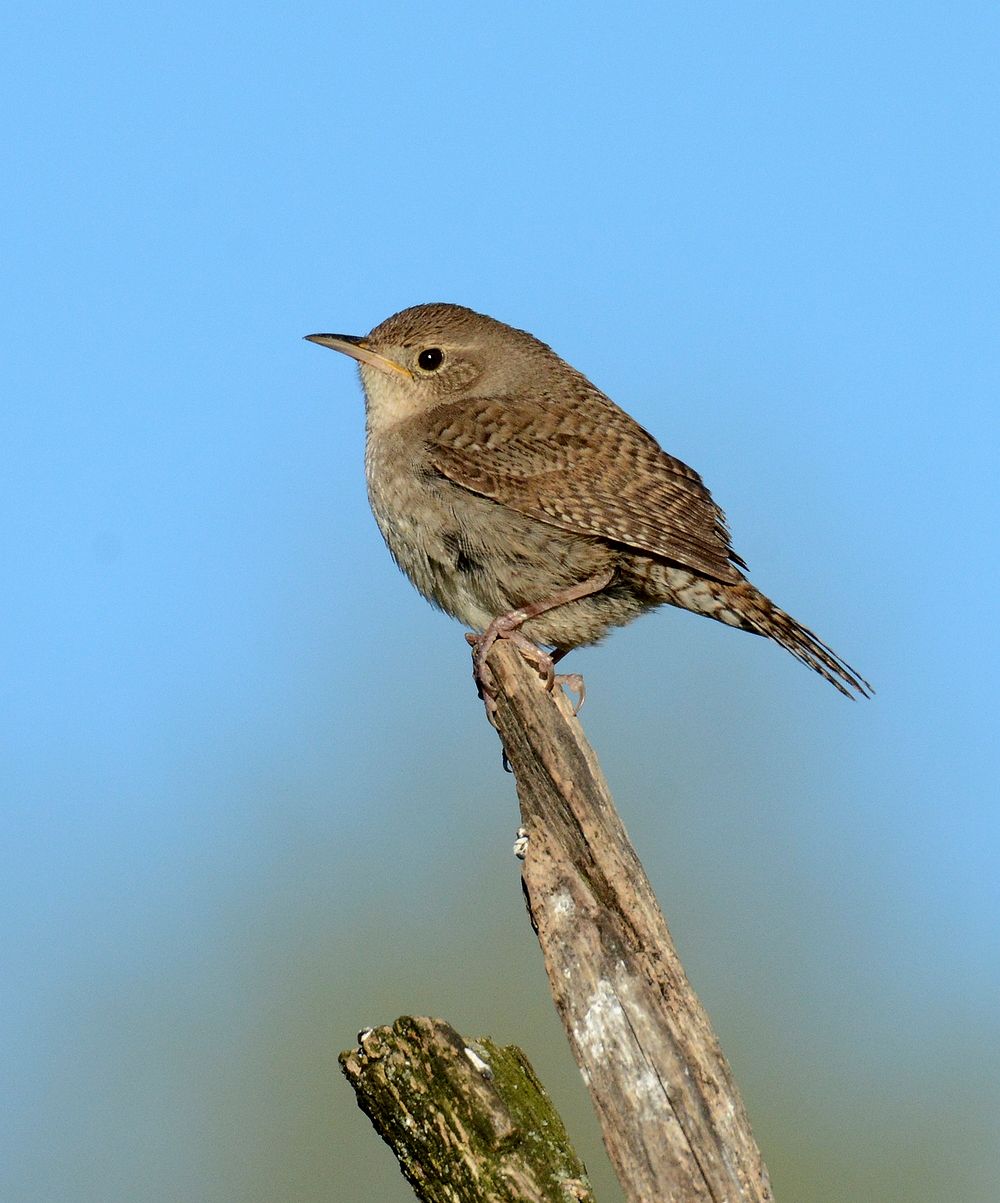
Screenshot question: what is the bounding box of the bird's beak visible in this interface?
[304,333,412,379]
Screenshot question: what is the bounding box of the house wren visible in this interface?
[306,303,869,704]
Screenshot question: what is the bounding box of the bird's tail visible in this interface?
[724,580,872,699]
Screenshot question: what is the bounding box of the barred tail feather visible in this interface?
[734,583,872,699]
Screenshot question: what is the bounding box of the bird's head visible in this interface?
[306,302,563,429]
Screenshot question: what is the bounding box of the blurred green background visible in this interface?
[4,4,998,1201]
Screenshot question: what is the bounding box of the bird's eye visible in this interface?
[418,347,444,371]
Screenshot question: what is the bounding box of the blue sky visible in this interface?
[3,5,998,1201]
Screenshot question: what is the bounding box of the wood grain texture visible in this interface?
[487,640,773,1203]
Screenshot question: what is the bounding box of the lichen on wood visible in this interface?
[340,1015,594,1203]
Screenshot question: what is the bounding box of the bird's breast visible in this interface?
[364,428,500,629]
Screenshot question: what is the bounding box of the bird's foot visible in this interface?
[467,571,613,723]
[467,618,554,724]
[467,622,587,722]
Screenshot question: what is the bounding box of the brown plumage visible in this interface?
[306,303,870,700]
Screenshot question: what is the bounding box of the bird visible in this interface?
[305,303,870,710]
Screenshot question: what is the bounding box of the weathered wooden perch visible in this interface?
[341,640,772,1203]
[340,1016,594,1202]
[485,640,773,1203]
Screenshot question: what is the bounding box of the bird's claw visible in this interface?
[466,629,501,724]
[554,672,586,714]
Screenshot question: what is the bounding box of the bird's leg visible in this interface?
[467,568,614,720]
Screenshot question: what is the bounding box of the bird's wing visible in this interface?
[426,397,745,583]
